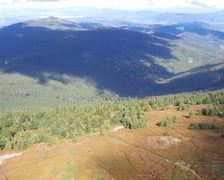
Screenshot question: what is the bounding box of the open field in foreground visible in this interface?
[0,105,224,180]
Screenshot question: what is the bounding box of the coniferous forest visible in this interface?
[0,89,223,150]
[0,11,224,179]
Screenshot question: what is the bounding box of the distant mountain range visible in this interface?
[0,16,224,109]
[2,10,224,27]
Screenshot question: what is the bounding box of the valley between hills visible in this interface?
[0,17,224,112]
[0,15,224,180]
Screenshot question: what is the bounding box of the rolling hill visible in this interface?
[0,17,224,111]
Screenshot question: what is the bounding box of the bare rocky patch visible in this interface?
[142,136,182,149]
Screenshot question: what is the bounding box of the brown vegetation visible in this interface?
[0,105,224,179]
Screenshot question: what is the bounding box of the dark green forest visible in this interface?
[0,18,224,101]
[0,89,223,150]
[0,18,224,151]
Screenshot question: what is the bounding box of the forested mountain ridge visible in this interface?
[0,17,224,111]
[0,16,224,179]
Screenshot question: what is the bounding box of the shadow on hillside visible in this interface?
[0,23,223,97]
[0,24,178,97]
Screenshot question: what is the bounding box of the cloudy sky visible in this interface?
[0,0,224,26]
[1,0,224,10]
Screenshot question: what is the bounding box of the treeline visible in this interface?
[0,89,224,150]
[0,100,147,150]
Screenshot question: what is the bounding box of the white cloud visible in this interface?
[187,0,224,8]
[13,0,153,10]
[0,0,224,11]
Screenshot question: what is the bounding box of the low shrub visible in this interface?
[189,122,216,130]
[157,116,176,127]
[200,105,221,116]
[162,132,170,136]
[186,111,194,118]
[177,104,190,111]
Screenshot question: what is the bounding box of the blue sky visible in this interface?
[1,0,224,26]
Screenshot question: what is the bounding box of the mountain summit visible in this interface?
[25,16,83,30]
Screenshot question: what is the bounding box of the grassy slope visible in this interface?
[0,72,118,112]
[0,104,223,179]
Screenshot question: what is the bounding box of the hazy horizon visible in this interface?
[1,0,224,26]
